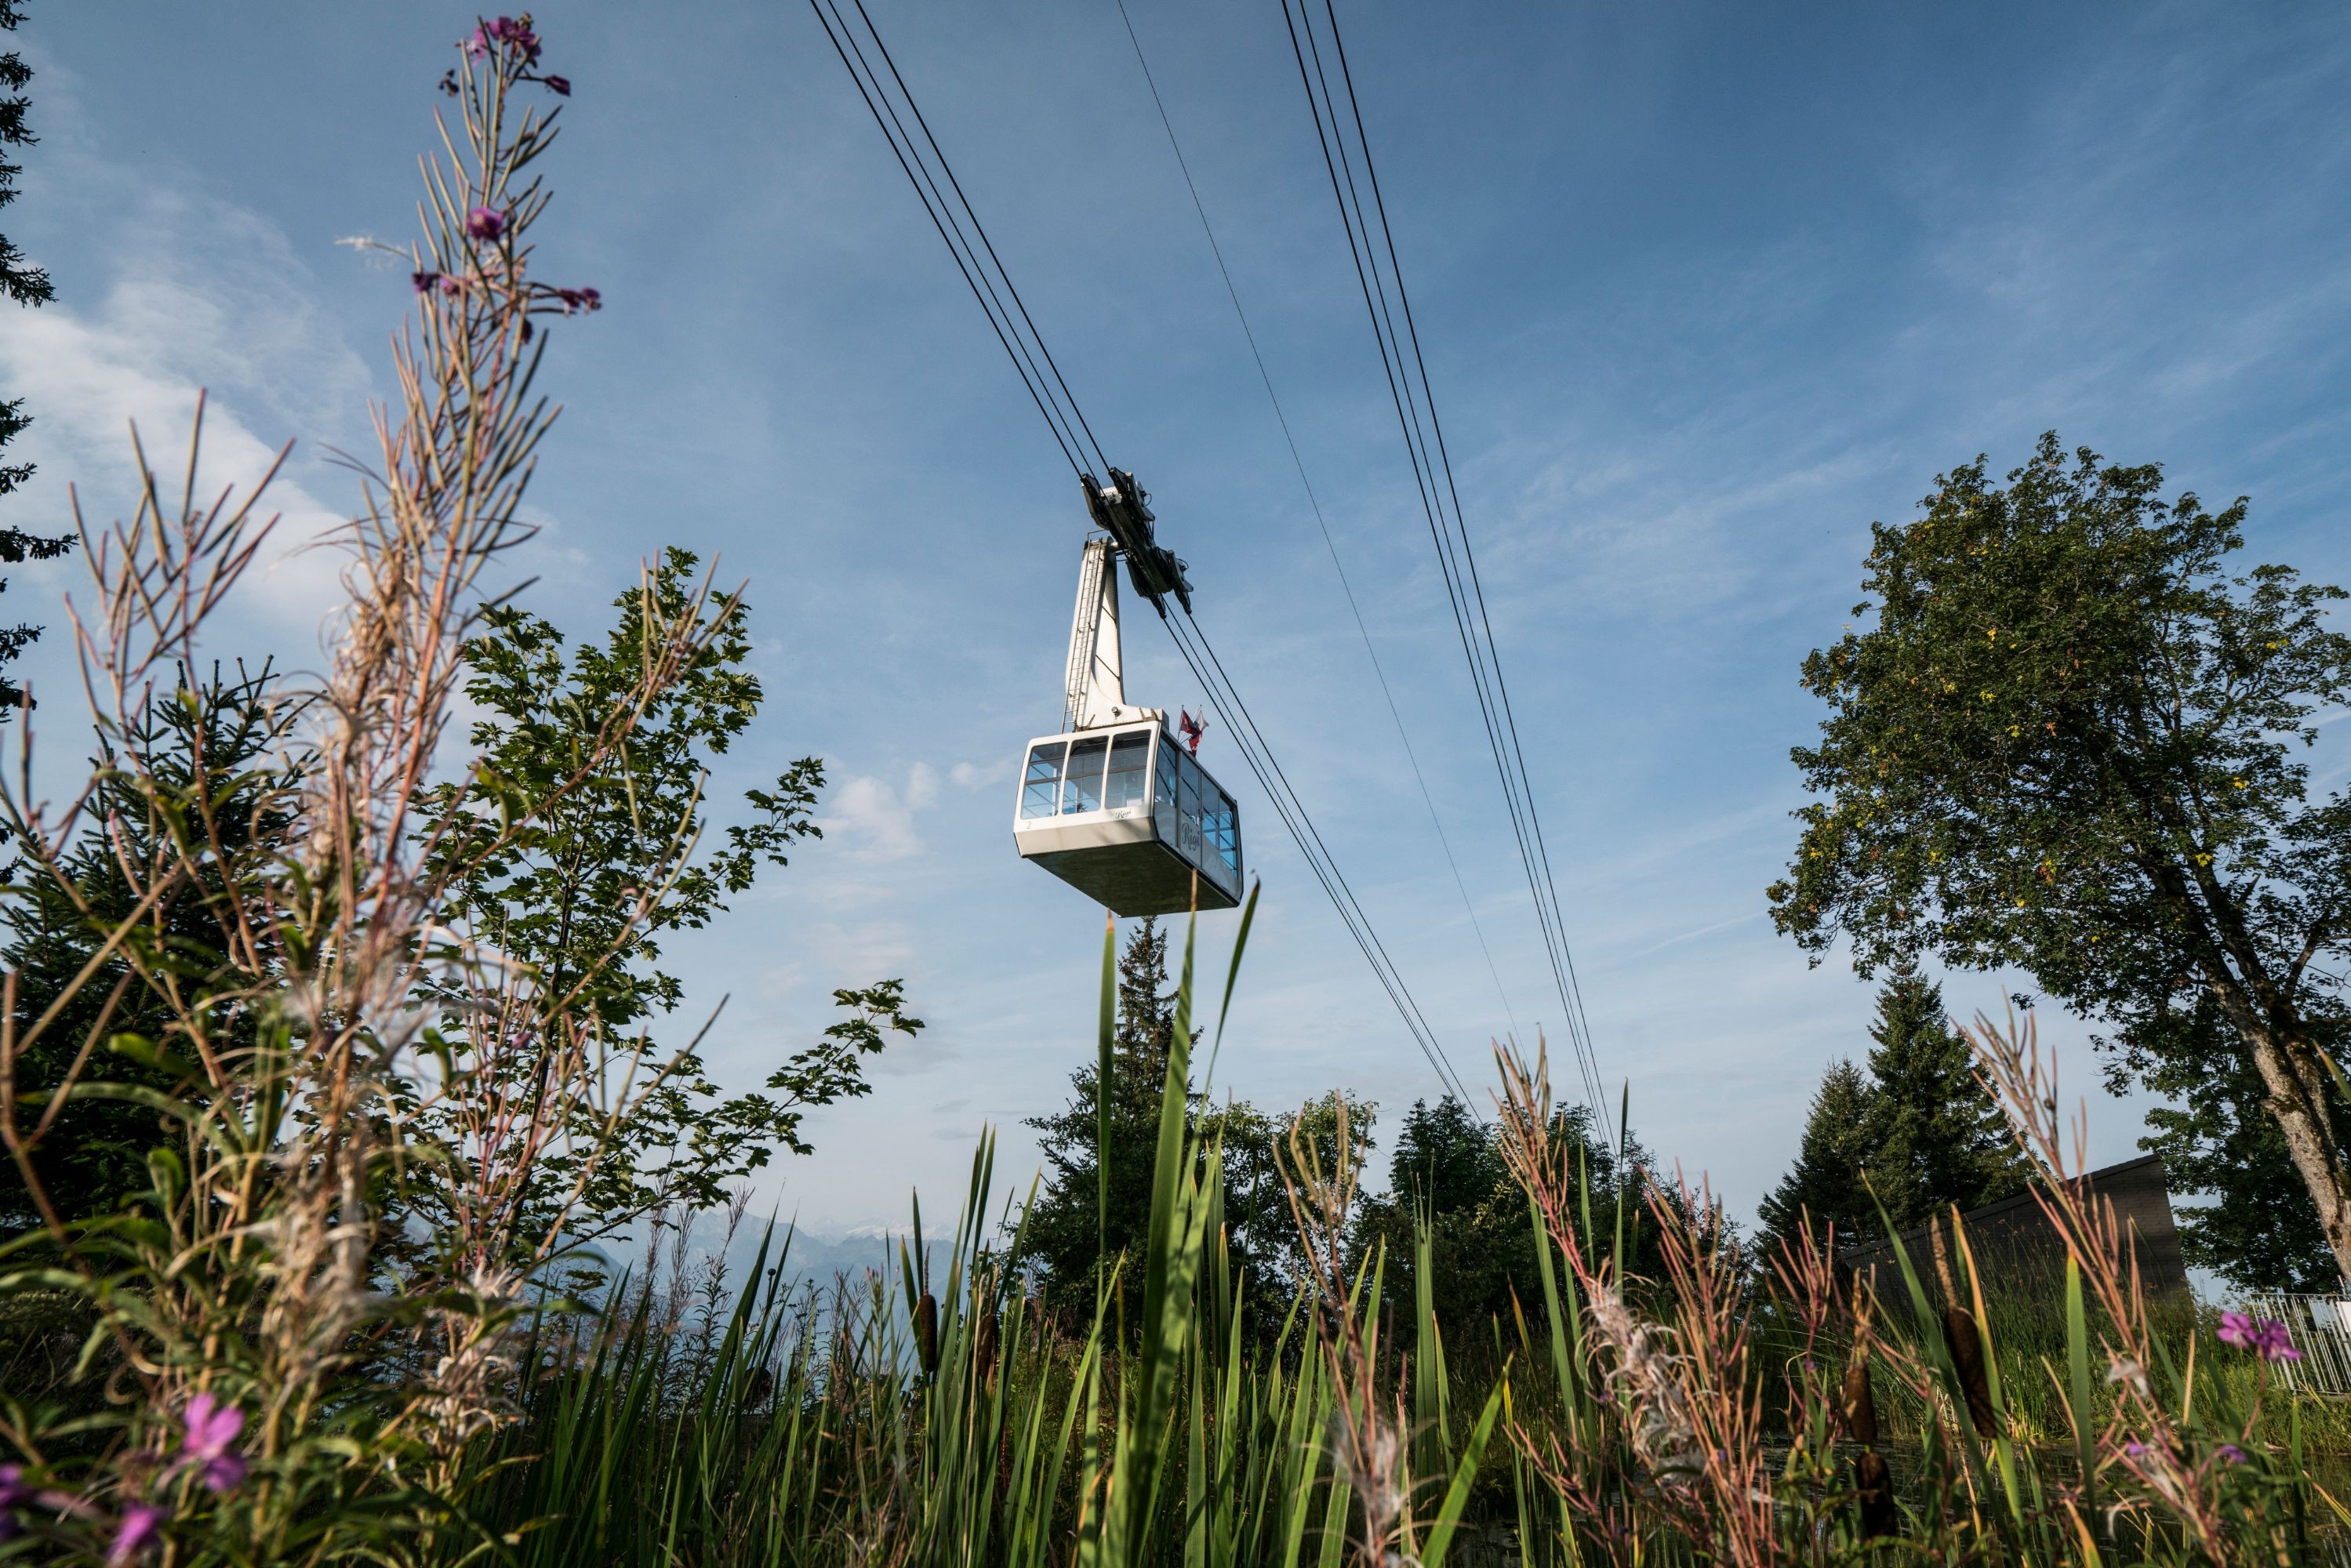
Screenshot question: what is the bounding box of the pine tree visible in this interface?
[1755,1059,1879,1256]
[1757,971,2029,1261]
[0,2,77,711]
[1,664,300,1236]
[1862,967,2029,1233]
[1017,919,1190,1316]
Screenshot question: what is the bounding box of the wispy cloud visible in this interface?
[819,764,942,862]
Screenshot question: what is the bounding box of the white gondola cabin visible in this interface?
[1014,721,1241,914]
[1013,481,1243,916]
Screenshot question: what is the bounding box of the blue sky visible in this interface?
[5,2,2348,1240]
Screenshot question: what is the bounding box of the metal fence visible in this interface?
[2243,1292,2351,1396]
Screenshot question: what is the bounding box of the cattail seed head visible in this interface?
[1944,1304,1997,1438]
[914,1292,939,1377]
[1840,1359,1879,1447]
[1852,1449,1897,1537]
[976,1305,1001,1382]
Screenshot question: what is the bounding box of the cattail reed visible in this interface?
[1931,1214,1997,1437]
[914,1290,939,1377]
[975,1303,1001,1384]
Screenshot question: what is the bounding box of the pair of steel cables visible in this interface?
[1270,0,1610,1124]
[806,0,1573,1118]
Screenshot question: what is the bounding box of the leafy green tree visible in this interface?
[1754,1059,1877,1258]
[1,664,298,1234]
[1350,1095,1517,1331]
[1353,1094,1664,1333]
[2103,993,2339,1291]
[1206,1085,1375,1297]
[1771,434,2351,1282]
[0,2,76,710]
[409,548,919,1255]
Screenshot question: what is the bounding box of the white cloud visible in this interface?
[0,304,353,646]
[950,757,1012,789]
[819,765,940,862]
[0,141,378,667]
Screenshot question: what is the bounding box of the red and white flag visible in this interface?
[1178,709,1206,755]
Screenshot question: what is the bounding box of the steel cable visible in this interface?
[1278,0,1610,1123]
[808,0,1481,1110]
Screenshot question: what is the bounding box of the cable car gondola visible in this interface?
[1012,475,1241,915]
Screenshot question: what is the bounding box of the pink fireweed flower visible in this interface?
[438,275,465,297]
[2255,1319,2303,1362]
[484,17,543,62]
[2222,1311,2304,1361]
[412,270,441,294]
[2216,1443,2248,1465]
[554,285,601,314]
[466,206,507,242]
[179,1393,247,1494]
[107,1504,165,1565]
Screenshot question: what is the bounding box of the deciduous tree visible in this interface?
[409,548,920,1255]
[2102,993,2339,1291]
[1771,434,2351,1281]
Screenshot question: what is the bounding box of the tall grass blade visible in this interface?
[1421,1380,1504,1566]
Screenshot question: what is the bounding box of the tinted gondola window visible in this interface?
[1208,789,1239,879]
[1175,750,1202,861]
[1021,741,1067,819]
[1106,728,1149,809]
[1063,734,1109,814]
[1154,734,1179,840]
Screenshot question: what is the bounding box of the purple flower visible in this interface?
[2223,1312,2304,1361]
[2123,1439,2147,1457]
[2216,1443,2248,1465]
[2255,1319,2304,1363]
[482,17,543,63]
[554,285,601,315]
[412,270,441,295]
[107,1504,165,1565]
[542,74,571,96]
[466,206,507,243]
[438,68,460,96]
[180,1393,247,1494]
[438,275,465,297]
